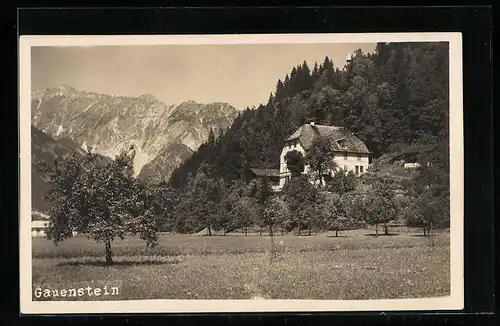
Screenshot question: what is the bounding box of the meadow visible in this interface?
[32,229,450,301]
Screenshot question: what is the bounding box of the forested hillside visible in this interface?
[169,42,449,189]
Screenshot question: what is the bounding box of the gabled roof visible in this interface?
[285,123,370,154]
[250,168,281,178]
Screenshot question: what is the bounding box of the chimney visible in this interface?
[310,121,315,127]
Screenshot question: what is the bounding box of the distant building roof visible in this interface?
[285,123,370,154]
[250,168,281,178]
[377,145,435,164]
[32,211,50,221]
[399,144,435,154]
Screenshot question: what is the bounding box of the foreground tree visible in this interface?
[366,179,399,236]
[342,186,369,228]
[402,144,450,235]
[318,192,350,236]
[403,190,448,236]
[45,148,158,265]
[263,195,290,236]
[150,181,179,231]
[326,169,358,195]
[188,171,223,236]
[343,179,398,236]
[236,196,258,235]
[217,180,247,235]
[283,175,318,235]
[253,176,274,235]
[284,150,305,177]
[305,136,337,188]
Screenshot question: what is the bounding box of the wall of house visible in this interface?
[279,142,307,174]
[278,143,370,188]
[279,142,310,188]
[333,152,370,176]
[32,220,48,237]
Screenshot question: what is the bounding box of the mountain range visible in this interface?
[31,85,238,183]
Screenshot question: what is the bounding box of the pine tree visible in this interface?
[275,79,285,101]
[322,56,335,86]
[299,60,312,91]
[312,61,319,79]
[217,127,224,144]
[208,128,215,145]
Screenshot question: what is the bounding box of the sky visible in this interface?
[31,43,376,110]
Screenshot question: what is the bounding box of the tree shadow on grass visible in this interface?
[410,234,437,237]
[364,233,399,237]
[57,258,180,267]
[326,235,350,238]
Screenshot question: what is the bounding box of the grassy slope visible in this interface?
[32,229,450,300]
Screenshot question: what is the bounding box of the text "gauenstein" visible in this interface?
[34,285,120,299]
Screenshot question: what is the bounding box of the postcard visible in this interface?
[19,32,463,314]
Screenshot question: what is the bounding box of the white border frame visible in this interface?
[19,32,464,314]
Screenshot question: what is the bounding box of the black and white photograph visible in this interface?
[19,33,463,314]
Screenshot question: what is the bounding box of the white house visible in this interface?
[31,211,78,237]
[278,122,371,189]
[32,212,49,237]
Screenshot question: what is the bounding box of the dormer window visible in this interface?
[337,139,347,149]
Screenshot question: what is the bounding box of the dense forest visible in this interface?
[169,42,449,189]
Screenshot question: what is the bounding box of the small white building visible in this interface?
[31,213,77,237]
[32,217,49,237]
[278,122,371,189]
[404,162,421,169]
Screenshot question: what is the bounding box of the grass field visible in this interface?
[32,229,450,301]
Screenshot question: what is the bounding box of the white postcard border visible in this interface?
[19,32,464,314]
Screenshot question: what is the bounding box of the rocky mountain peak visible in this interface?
[138,93,160,103]
[31,86,238,179]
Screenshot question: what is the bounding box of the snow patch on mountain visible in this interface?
[56,125,64,137]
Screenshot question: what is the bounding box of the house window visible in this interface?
[355,165,359,175]
[360,166,364,173]
[344,152,348,160]
[337,139,347,149]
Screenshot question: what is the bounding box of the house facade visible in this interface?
[32,211,49,237]
[32,219,48,237]
[31,211,78,237]
[278,122,371,189]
